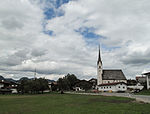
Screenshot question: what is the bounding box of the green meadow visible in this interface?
[0,93,150,114]
[136,90,150,95]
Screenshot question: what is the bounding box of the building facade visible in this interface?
[97,46,127,92]
[98,82,127,92]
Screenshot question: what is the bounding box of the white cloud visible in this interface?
[0,0,150,80]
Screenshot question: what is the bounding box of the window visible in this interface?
[110,86,111,88]
[101,87,103,89]
[107,86,108,88]
[123,86,125,89]
[108,81,110,83]
[104,87,105,89]
[118,86,120,88]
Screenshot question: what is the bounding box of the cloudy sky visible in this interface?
[0,0,150,80]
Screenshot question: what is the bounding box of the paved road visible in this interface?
[101,93,150,103]
[66,92,150,103]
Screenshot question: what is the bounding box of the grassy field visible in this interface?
[136,90,150,95]
[0,93,150,114]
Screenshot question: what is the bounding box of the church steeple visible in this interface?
[97,45,102,64]
[97,44,103,85]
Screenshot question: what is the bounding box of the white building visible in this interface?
[127,83,144,90]
[97,46,127,92]
[98,82,127,92]
[136,76,150,83]
[75,87,85,91]
[0,82,4,88]
[142,72,150,89]
[0,80,18,94]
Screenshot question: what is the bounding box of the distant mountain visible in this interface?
[47,79,55,83]
[0,76,55,83]
[0,75,5,81]
[5,78,17,83]
[18,77,29,82]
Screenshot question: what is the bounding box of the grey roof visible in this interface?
[102,69,126,80]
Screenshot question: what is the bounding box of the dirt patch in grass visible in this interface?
[132,100,147,104]
[88,97,134,104]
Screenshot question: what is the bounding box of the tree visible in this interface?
[17,78,49,94]
[51,82,58,91]
[57,78,70,91]
[38,78,49,94]
[57,74,79,91]
[17,78,29,94]
[75,80,92,91]
[66,74,79,90]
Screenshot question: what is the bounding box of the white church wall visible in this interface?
[98,83,127,92]
[116,83,127,91]
[98,85,116,92]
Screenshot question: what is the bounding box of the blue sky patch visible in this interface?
[43,30,54,36]
[75,27,101,39]
[42,0,71,35]
[44,8,56,20]
[101,44,121,51]
[43,0,70,20]
[75,27,105,46]
[55,0,70,8]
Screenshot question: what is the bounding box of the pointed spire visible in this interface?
[97,44,102,64]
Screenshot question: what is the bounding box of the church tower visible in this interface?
[97,45,103,85]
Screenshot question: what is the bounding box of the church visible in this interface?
[97,46,127,92]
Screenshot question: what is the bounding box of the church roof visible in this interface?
[102,69,126,80]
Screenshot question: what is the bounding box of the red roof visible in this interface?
[136,76,145,80]
[98,82,126,86]
[6,86,17,89]
[0,81,10,84]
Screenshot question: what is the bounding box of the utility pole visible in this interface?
[34,68,36,79]
[147,75,150,90]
